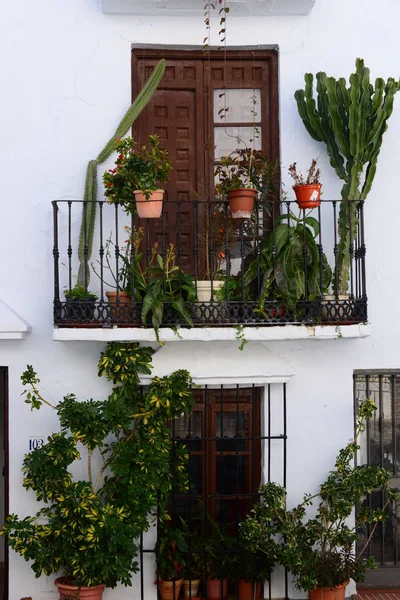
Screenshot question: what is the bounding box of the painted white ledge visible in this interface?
[101,0,316,16]
[0,299,32,340]
[140,341,295,385]
[53,323,370,342]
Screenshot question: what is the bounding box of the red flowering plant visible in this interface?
[103,135,172,213]
[155,527,187,582]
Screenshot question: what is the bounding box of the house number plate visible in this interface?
[29,437,44,451]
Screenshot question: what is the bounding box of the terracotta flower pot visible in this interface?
[159,578,183,600]
[228,188,256,219]
[293,184,321,209]
[207,578,228,600]
[134,189,164,218]
[55,578,105,600]
[105,290,136,324]
[238,580,262,600]
[183,578,201,598]
[308,581,348,600]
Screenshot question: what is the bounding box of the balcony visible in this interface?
[52,198,368,342]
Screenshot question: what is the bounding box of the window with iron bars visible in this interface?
[139,383,288,600]
[354,371,400,587]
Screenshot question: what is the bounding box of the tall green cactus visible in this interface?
[295,58,399,293]
[77,59,166,287]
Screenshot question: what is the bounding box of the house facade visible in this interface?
[1,0,399,598]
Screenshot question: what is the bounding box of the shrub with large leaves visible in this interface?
[241,399,399,591]
[245,211,331,314]
[2,343,194,588]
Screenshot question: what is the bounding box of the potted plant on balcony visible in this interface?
[103,134,172,218]
[288,159,321,209]
[92,226,144,324]
[215,149,277,219]
[2,343,194,600]
[63,284,98,323]
[240,399,400,600]
[244,210,332,318]
[156,527,187,600]
[141,242,196,342]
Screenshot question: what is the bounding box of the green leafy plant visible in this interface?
[215,149,277,198]
[245,210,332,314]
[141,242,196,342]
[64,284,98,302]
[156,527,188,581]
[240,399,400,591]
[2,343,194,589]
[288,159,321,186]
[103,134,172,211]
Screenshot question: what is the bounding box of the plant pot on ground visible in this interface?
[64,285,98,322]
[215,149,278,219]
[2,344,194,599]
[240,399,400,597]
[288,159,321,209]
[155,527,187,600]
[55,578,105,600]
[103,134,172,217]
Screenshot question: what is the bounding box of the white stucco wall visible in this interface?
[1,0,400,598]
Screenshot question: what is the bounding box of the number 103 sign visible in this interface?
[29,437,44,451]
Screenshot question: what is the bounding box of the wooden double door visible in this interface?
[131,49,279,277]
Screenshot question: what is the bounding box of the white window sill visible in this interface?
[0,299,31,340]
[101,0,316,17]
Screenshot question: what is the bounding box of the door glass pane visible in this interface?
[214,126,262,160]
[216,455,249,493]
[216,411,249,451]
[213,89,261,123]
[174,412,202,451]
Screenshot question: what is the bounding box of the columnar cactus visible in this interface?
[295,58,399,293]
[77,59,166,286]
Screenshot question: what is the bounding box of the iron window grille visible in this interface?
[138,383,288,600]
[354,371,400,580]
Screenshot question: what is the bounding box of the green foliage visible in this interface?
[140,243,196,342]
[3,343,194,589]
[245,210,331,313]
[77,59,166,286]
[155,527,187,581]
[64,285,98,302]
[294,58,400,292]
[103,135,172,210]
[214,149,278,199]
[240,399,400,591]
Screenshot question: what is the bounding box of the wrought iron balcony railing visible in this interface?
[52,198,367,329]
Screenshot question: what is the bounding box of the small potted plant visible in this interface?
[103,134,172,218]
[202,519,234,600]
[92,226,145,324]
[215,149,277,219]
[63,284,98,323]
[232,536,273,600]
[180,518,204,599]
[240,399,400,600]
[155,527,187,600]
[288,159,321,209]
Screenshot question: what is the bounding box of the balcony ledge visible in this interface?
[53,323,370,343]
[101,0,317,16]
